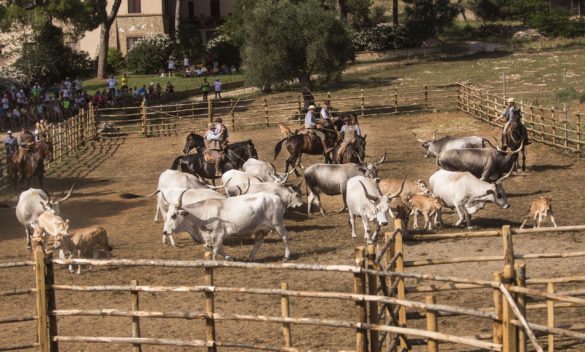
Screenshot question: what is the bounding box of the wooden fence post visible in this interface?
[502,265,517,352]
[515,263,527,352]
[141,100,148,138]
[230,99,236,131]
[57,123,63,162]
[34,246,49,352]
[563,104,569,150]
[426,296,438,352]
[204,252,217,352]
[551,107,557,146]
[280,282,292,348]
[424,85,428,104]
[264,98,269,126]
[131,279,142,352]
[493,272,503,344]
[208,99,213,124]
[502,225,514,269]
[79,109,85,145]
[547,282,554,352]
[360,89,365,117]
[395,220,408,349]
[367,244,379,352]
[354,246,368,352]
[578,113,582,152]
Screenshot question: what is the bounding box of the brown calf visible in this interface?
[520,197,557,229]
[53,226,113,274]
[409,194,443,231]
[278,123,292,139]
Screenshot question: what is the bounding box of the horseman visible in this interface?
[305,105,333,154]
[496,97,531,145]
[337,116,361,163]
[4,130,18,175]
[320,100,333,127]
[16,128,35,178]
[214,117,229,149]
[204,122,224,175]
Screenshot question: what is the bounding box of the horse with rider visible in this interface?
[6,128,53,189]
[495,97,531,171]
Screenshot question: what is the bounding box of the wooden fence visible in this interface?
[2,220,584,351]
[92,83,459,138]
[458,82,585,154]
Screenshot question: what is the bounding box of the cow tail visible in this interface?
[274,138,287,160]
[171,156,183,170]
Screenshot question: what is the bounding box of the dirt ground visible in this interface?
[1,111,584,351]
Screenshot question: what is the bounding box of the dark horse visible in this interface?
[9,140,54,189]
[502,109,527,172]
[171,140,258,184]
[332,134,367,164]
[182,132,206,154]
[274,128,338,175]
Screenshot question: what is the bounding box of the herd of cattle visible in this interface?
[5,130,560,272]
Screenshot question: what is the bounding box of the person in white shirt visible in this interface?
[168,57,176,76]
[213,78,222,99]
[106,75,117,95]
[183,56,190,68]
[64,77,72,90]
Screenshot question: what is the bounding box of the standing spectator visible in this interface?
[201,78,210,101]
[31,83,41,99]
[213,78,222,99]
[155,83,162,101]
[4,130,18,175]
[107,75,118,96]
[120,74,128,92]
[1,94,9,129]
[64,77,73,90]
[165,81,175,97]
[11,107,21,129]
[74,77,83,93]
[183,55,190,70]
[52,83,60,98]
[16,89,26,107]
[168,56,176,76]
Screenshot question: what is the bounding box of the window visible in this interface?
[128,0,141,14]
[210,0,220,18]
[188,1,194,18]
[127,37,143,51]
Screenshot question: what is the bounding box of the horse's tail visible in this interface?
[171,155,183,170]
[274,137,288,160]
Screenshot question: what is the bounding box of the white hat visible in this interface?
[506,97,515,103]
[7,130,12,134]
[308,105,316,110]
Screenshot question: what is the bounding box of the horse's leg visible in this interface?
[522,148,526,172]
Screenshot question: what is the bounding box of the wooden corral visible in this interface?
[2,220,584,351]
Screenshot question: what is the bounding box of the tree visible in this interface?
[96,0,122,79]
[174,0,182,41]
[402,0,458,45]
[230,0,353,93]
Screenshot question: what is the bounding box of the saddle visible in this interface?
[203,150,222,164]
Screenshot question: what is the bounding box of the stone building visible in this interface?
[79,0,235,57]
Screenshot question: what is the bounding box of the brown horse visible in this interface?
[274,128,337,175]
[501,109,527,172]
[10,141,54,189]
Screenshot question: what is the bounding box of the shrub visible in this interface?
[555,87,579,103]
[206,34,241,68]
[528,10,585,37]
[126,34,177,74]
[352,24,416,51]
[0,66,29,92]
[107,48,124,73]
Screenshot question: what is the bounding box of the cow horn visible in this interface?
[511,141,524,154]
[483,139,498,150]
[176,189,189,209]
[160,191,171,207]
[55,183,76,204]
[412,132,427,143]
[208,177,231,190]
[239,178,251,195]
[281,172,291,184]
[496,164,515,184]
[269,162,278,173]
[353,151,364,164]
[374,151,387,165]
[359,181,378,202]
[39,201,49,211]
[385,178,405,199]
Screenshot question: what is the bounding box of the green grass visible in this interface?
[83,73,245,94]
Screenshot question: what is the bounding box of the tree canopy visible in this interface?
[228,0,354,92]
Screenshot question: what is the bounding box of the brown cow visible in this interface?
[278,123,292,139]
[520,197,557,229]
[379,178,430,203]
[409,194,443,231]
[53,226,113,274]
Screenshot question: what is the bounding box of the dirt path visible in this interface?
[1,111,584,351]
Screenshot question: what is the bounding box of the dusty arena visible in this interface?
[1,111,584,351]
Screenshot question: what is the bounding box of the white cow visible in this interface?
[429,168,512,229]
[242,158,292,183]
[32,210,70,256]
[162,192,290,261]
[15,186,74,249]
[346,176,404,243]
[157,188,226,246]
[221,169,266,190]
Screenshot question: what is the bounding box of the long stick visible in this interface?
[499,284,543,352]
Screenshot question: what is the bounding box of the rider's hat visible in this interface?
[7,130,11,134]
[207,123,215,128]
[506,97,515,104]
[308,104,316,110]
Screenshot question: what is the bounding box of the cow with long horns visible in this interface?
[15,185,74,249]
[415,131,487,158]
[304,152,387,216]
[346,177,405,243]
